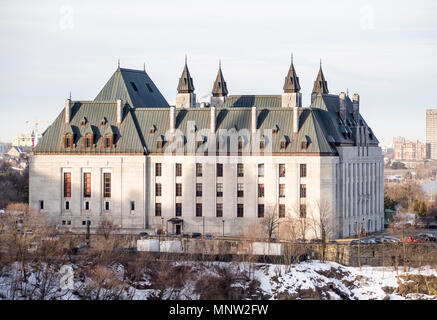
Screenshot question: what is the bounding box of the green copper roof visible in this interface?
[35,101,144,154]
[222,95,281,108]
[95,67,169,108]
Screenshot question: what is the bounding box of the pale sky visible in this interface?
[1,0,436,146]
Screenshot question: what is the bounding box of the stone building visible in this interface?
[29,58,384,239]
[426,109,437,160]
[393,137,429,161]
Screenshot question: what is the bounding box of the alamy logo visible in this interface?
[59,265,74,290]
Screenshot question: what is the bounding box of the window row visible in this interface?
[63,172,111,198]
[153,203,307,218]
[155,163,308,178]
[154,182,306,199]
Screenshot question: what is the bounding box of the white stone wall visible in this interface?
[29,145,383,239]
[336,146,384,237]
[29,155,146,230]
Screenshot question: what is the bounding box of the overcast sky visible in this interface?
[1,0,436,146]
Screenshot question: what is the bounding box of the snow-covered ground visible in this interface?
[0,260,436,300]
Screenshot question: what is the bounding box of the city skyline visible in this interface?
[1,0,437,146]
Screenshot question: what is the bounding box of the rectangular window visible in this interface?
[130,201,135,211]
[176,183,182,197]
[300,184,306,198]
[258,204,264,218]
[259,140,265,150]
[156,183,162,197]
[84,201,90,211]
[65,137,71,148]
[105,201,110,211]
[196,183,202,197]
[258,184,264,198]
[237,163,244,177]
[217,183,223,197]
[86,137,91,148]
[300,204,306,218]
[196,203,202,217]
[103,173,111,198]
[83,172,91,198]
[62,220,66,225]
[237,183,244,197]
[64,172,71,198]
[279,204,285,218]
[67,220,71,225]
[300,164,307,178]
[65,201,70,210]
[155,203,161,216]
[176,203,182,216]
[176,163,182,176]
[196,163,202,177]
[217,163,223,177]
[237,204,244,217]
[216,203,223,217]
[279,164,285,177]
[279,184,285,198]
[105,137,111,148]
[39,200,44,210]
[258,164,264,177]
[156,163,162,176]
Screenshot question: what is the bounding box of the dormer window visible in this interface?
[189,124,196,133]
[102,134,114,149]
[272,125,279,134]
[238,137,244,150]
[64,134,73,149]
[259,140,265,150]
[80,117,87,126]
[280,141,287,150]
[150,125,157,134]
[130,81,138,92]
[156,135,164,151]
[301,136,310,150]
[83,133,94,148]
[100,117,107,126]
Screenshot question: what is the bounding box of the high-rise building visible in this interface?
[426,109,437,159]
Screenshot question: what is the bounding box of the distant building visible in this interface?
[7,146,23,158]
[426,109,437,159]
[393,137,428,161]
[12,133,34,148]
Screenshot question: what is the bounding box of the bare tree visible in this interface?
[260,205,280,242]
[96,216,119,240]
[0,203,54,272]
[308,199,334,262]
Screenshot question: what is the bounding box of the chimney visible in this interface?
[116,99,123,125]
[169,106,176,133]
[352,93,360,122]
[251,106,257,134]
[65,98,71,124]
[210,106,216,133]
[293,106,299,134]
[339,92,346,122]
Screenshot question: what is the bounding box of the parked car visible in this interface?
[407,236,420,243]
[205,234,216,240]
[417,233,436,242]
[182,233,190,238]
[191,232,202,238]
[309,239,323,243]
[139,231,148,237]
[120,247,137,254]
[428,221,437,229]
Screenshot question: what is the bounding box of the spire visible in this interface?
[212,60,228,97]
[283,54,301,93]
[177,56,195,93]
[312,61,329,94]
